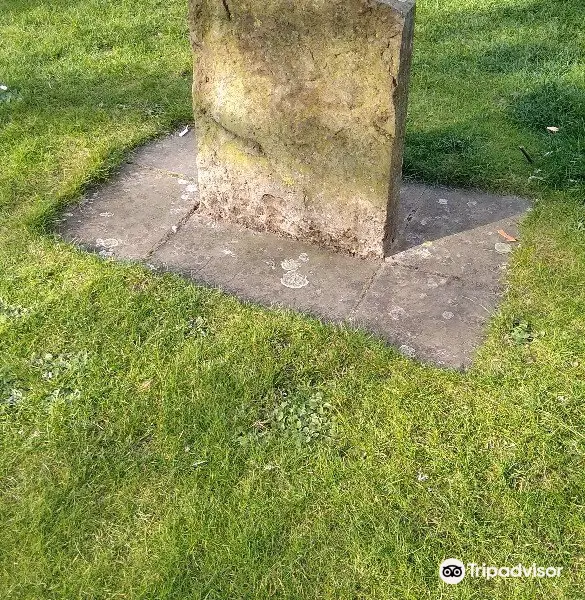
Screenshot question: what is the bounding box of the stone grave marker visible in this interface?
[189,0,415,257]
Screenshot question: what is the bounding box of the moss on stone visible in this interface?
[190,0,415,256]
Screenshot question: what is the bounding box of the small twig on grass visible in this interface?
[519,146,534,164]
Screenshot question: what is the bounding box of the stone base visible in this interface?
[58,129,532,368]
[196,116,388,257]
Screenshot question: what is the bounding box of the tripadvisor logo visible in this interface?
[439,559,465,584]
[439,558,563,584]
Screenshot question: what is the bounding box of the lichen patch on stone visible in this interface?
[280,270,309,289]
[190,0,414,257]
[96,238,119,249]
[281,258,302,271]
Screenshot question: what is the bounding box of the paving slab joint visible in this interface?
[145,202,201,259]
[349,261,385,318]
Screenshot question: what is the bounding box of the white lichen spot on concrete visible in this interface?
[438,198,448,205]
[96,238,119,249]
[99,212,113,217]
[177,178,189,185]
[427,276,447,288]
[400,245,432,260]
[222,248,236,256]
[185,184,198,193]
[298,253,309,262]
[281,271,309,289]
[388,306,406,320]
[467,201,477,207]
[399,344,416,358]
[264,260,276,269]
[281,258,302,271]
[442,311,455,320]
[494,242,512,254]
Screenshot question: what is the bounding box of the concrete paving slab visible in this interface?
[129,128,198,179]
[151,213,379,321]
[396,184,530,252]
[57,130,532,368]
[351,266,496,367]
[59,164,199,260]
[388,215,524,281]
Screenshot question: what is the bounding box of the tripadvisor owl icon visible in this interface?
[439,558,465,584]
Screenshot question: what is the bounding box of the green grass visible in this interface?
[1,0,585,597]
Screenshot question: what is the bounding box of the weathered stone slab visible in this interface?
[129,129,199,180]
[352,268,495,367]
[189,0,415,257]
[150,213,380,321]
[388,216,525,280]
[352,213,526,366]
[57,164,199,260]
[394,185,531,252]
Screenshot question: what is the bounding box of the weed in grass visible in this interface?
[268,331,292,350]
[44,387,81,406]
[0,373,24,407]
[181,315,212,338]
[508,319,538,345]
[30,351,88,381]
[238,390,336,446]
[0,297,29,320]
[0,84,21,105]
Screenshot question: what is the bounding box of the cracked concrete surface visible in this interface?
[58,128,531,368]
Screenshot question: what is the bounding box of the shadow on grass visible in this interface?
[404,0,585,194]
[478,41,580,76]
[509,81,585,185]
[510,81,585,133]
[404,125,489,188]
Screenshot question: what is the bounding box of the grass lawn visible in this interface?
[1,0,585,597]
